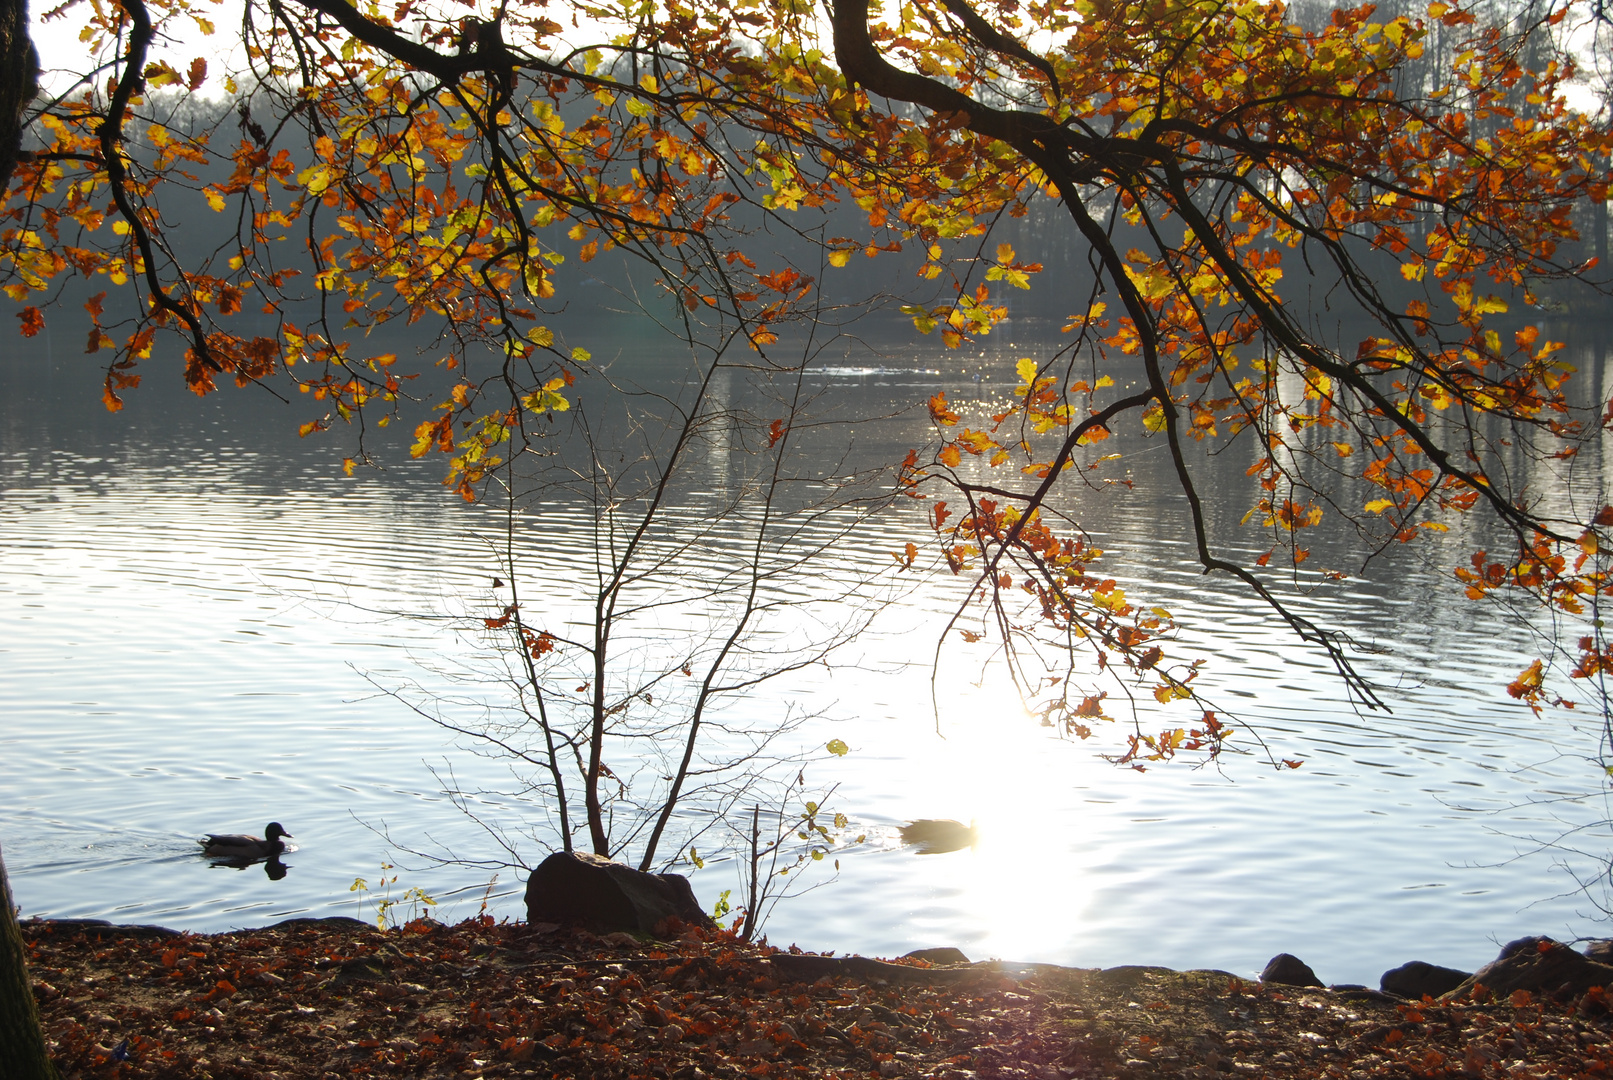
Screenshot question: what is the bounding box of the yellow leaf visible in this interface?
[1365,498,1395,514]
[1016,357,1039,385]
[1094,587,1126,612]
[571,347,591,362]
[828,249,851,268]
[143,61,180,88]
[995,242,1015,264]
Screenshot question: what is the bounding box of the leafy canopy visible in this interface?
[10,0,1613,762]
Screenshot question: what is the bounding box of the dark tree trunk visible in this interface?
[0,0,36,192]
[0,841,61,1080]
[0,8,45,1070]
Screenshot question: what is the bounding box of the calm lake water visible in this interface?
[4,317,1613,986]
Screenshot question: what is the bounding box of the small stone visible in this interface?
[1380,960,1470,999]
[1260,954,1323,988]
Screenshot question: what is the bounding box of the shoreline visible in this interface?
[22,916,1613,1078]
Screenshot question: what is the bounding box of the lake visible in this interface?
[4,315,1612,987]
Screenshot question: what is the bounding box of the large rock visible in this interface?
[1446,936,1613,1002]
[1260,953,1323,988]
[903,947,970,966]
[1381,960,1471,1000]
[524,852,715,935]
[1586,940,1613,964]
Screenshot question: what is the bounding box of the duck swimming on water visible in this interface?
[198,822,292,859]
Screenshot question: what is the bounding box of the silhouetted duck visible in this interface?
[198,822,291,859]
[898,818,978,854]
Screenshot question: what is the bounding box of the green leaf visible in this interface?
[826,738,849,756]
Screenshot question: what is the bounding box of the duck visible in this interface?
[898,818,978,855]
[198,822,292,859]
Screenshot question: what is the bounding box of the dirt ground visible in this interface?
[22,917,1613,1079]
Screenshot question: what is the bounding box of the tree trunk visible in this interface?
[0,0,35,192]
[0,842,61,1080]
[0,19,51,1066]
[0,9,48,1056]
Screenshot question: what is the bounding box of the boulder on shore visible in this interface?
[1445,936,1613,1003]
[903,947,971,966]
[1261,953,1323,988]
[524,852,716,936]
[1380,960,1471,1000]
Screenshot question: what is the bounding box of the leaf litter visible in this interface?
[23,917,1613,1078]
